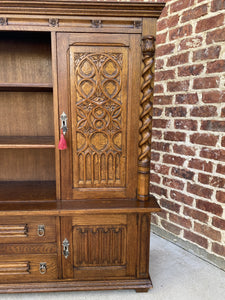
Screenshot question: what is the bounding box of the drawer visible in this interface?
[0,216,56,244]
[0,254,58,282]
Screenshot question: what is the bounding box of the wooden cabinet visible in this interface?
[0,0,164,294]
[61,214,137,280]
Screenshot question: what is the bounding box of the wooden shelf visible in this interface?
[0,136,55,149]
[0,83,53,92]
[0,181,56,201]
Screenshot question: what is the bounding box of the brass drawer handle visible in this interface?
[39,262,47,274]
[37,225,45,237]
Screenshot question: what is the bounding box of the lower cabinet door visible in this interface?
[61,214,138,280]
[0,254,58,282]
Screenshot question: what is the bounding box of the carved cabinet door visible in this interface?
[61,214,137,280]
[57,33,141,200]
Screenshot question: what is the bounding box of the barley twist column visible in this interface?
[137,35,155,201]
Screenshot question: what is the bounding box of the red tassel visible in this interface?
[58,129,67,150]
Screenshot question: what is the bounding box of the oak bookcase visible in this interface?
[0,1,164,293]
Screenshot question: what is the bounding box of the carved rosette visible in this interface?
[137,36,155,201]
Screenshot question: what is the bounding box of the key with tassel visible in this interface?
[58,112,68,150]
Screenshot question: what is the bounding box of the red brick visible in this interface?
[152,141,170,152]
[187,183,213,199]
[201,120,225,132]
[171,167,194,180]
[150,184,167,197]
[198,173,209,185]
[164,131,186,142]
[174,120,198,131]
[157,18,167,31]
[178,64,204,77]
[161,220,182,235]
[196,14,224,33]
[155,209,168,220]
[167,52,189,67]
[151,214,158,225]
[212,243,225,256]
[152,130,162,140]
[153,107,163,116]
[198,173,225,188]
[169,24,192,41]
[167,80,190,92]
[168,14,180,28]
[150,173,161,184]
[184,230,208,249]
[196,199,223,216]
[170,190,194,206]
[216,164,225,175]
[193,77,219,89]
[156,32,167,45]
[179,37,203,51]
[183,207,209,223]
[193,46,221,61]
[181,4,208,23]
[151,163,170,175]
[212,216,225,230]
[188,158,213,173]
[190,133,218,146]
[153,119,170,129]
[216,191,225,203]
[155,58,164,70]
[194,222,221,242]
[163,177,185,190]
[169,213,192,229]
[200,148,225,162]
[154,95,173,105]
[155,70,175,81]
[190,106,217,117]
[163,154,185,166]
[154,84,164,94]
[211,0,225,12]
[170,0,195,13]
[156,43,175,57]
[207,60,225,74]
[221,107,225,117]
[173,144,195,156]
[175,93,198,104]
[222,136,225,147]
[165,107,187,117]
[151,152,160,162]
[206,28,225,44]
[202,91,225,103]
[160,198,181,213]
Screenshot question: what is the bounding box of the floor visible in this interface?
[1,234,225,300]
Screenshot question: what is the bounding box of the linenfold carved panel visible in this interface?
[70,46,127,188]
[73,225,126,267]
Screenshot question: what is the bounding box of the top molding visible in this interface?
[0,1,165,18]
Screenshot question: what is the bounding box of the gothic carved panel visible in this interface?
[70,46,128,188]
[73,225,126,268]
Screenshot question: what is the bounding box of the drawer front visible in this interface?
[0,254,58,282]
[0,216,56,244]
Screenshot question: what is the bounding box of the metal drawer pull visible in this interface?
[39,262,47,274]
[62,238,70,259]
[37,225,45,237]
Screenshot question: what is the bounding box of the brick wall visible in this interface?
[151,0,225,263]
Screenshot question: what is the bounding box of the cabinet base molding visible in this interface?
[0,278,153,294]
